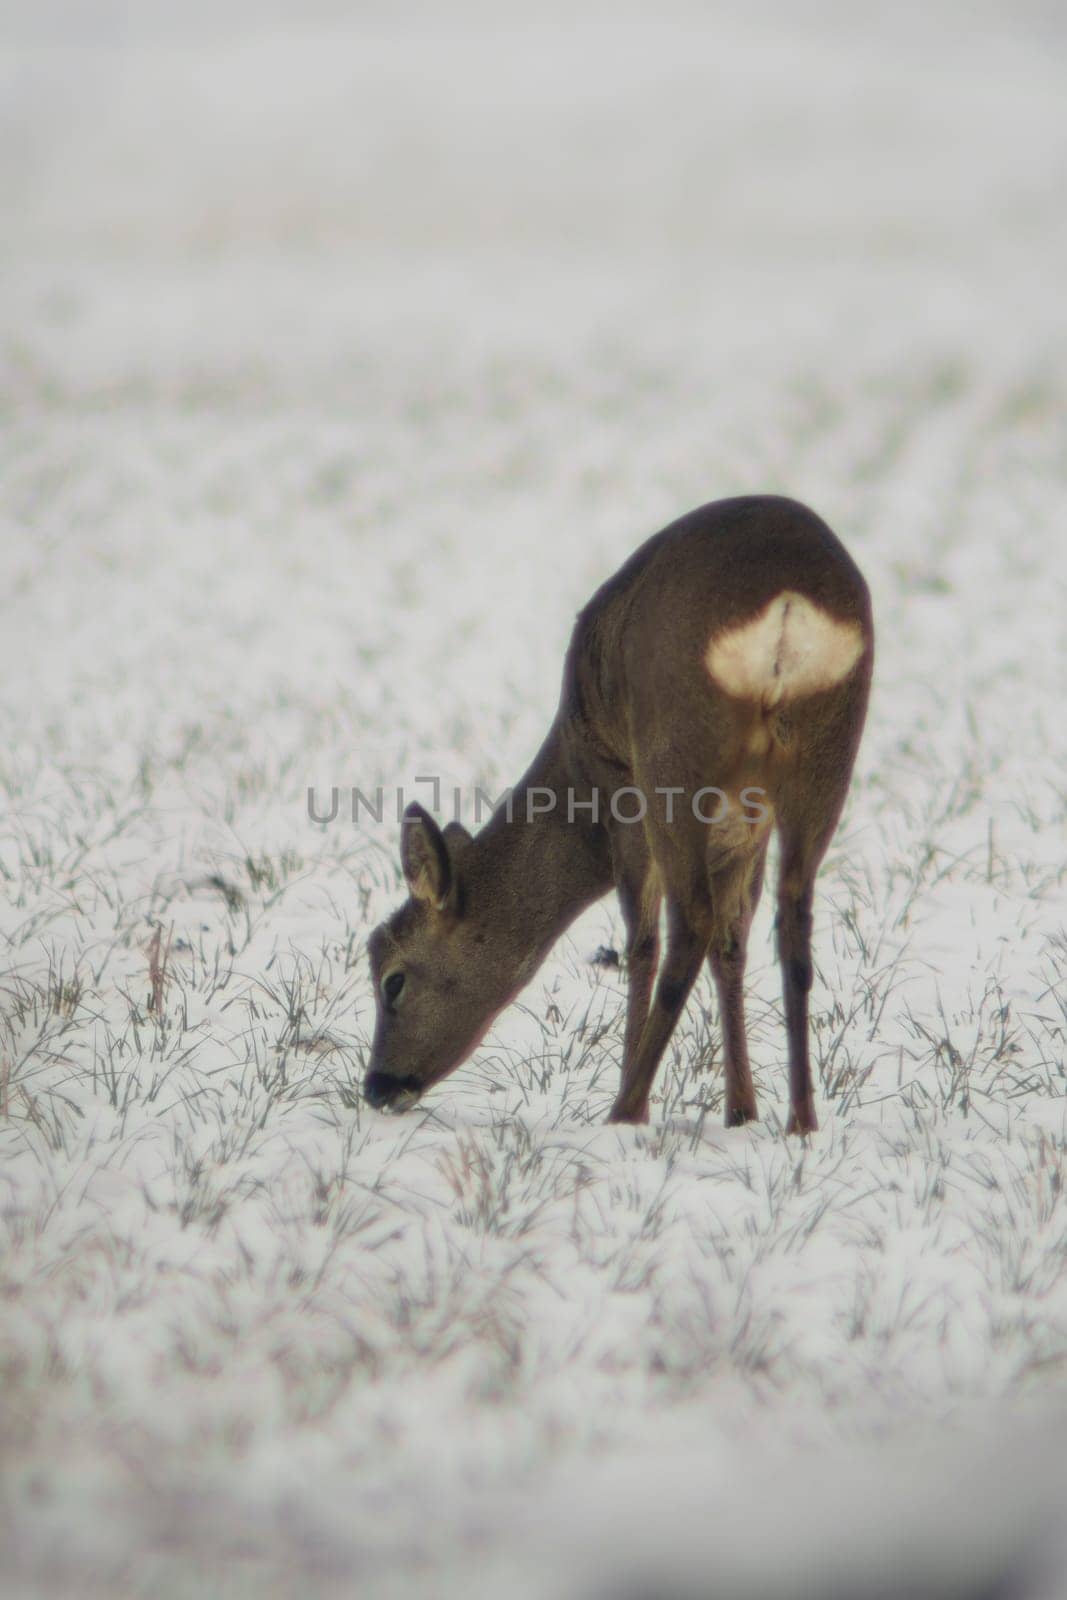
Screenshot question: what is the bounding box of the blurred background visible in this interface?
[5,0,1064,757]
[5,0,1065,403]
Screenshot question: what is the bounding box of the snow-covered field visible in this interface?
[2,4,1066,1595]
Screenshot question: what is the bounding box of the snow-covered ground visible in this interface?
[2,3,1066,1595]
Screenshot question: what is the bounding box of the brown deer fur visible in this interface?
[365,495,873,1133]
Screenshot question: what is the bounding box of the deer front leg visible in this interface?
[706,844,767,1128]
[616,870,662,1070]
[608,899,707,1125]
[708,931,758,1127]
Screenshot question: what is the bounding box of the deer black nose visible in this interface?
[363,1070,422,1111]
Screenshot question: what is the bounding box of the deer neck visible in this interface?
[473,720,611,971]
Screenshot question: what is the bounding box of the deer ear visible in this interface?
[401,803,452,909]
[442,820,472,851]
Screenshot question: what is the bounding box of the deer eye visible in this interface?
[382,970,405,1006]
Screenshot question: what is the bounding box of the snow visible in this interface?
[2,2,1066,1596]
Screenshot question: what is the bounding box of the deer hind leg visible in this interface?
[707,841,768,1128]
[775,757,860,1135]
[608,897,708,1125]
[777,851,818,1135]
[773,666,871,1135]
[776,807,846,1135]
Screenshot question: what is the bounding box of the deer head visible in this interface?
[363,803,523,1111]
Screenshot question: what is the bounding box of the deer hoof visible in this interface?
[607,1101,650,1126]
[786,1104,819,1136]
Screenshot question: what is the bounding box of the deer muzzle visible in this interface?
[363,1069,423,1113]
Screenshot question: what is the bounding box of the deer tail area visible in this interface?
[704,590,865,733]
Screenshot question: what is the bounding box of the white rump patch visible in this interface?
[705,591,865,707]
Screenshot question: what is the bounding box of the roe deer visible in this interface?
[364,495,873,1132]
